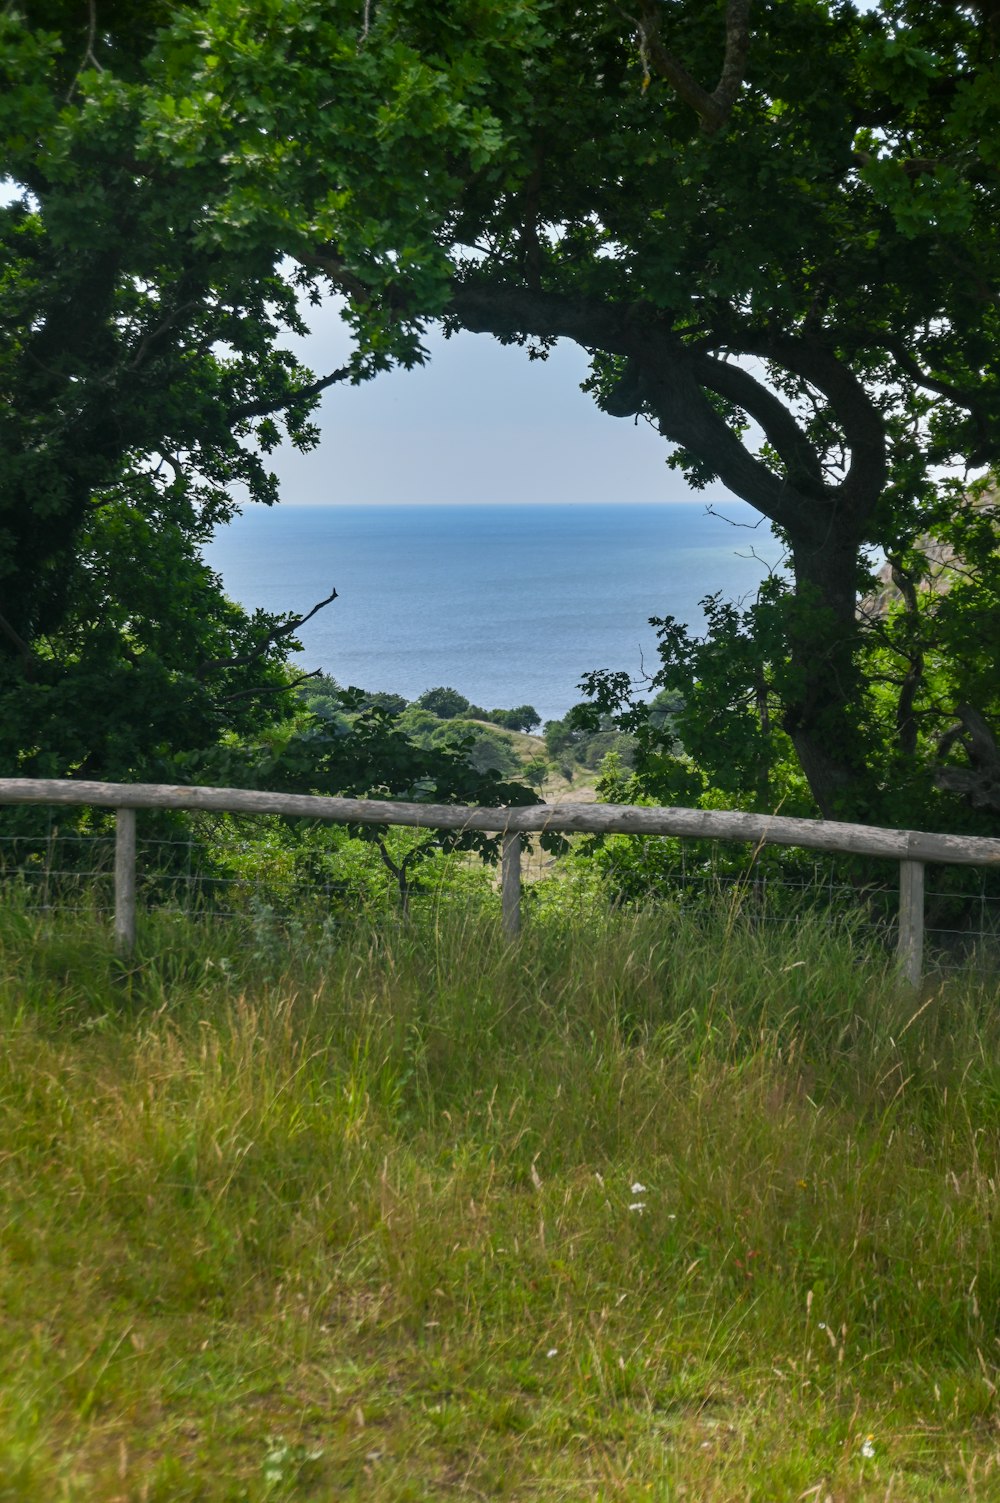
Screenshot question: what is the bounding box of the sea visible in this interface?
[203,501,785,725]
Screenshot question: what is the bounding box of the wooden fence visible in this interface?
[2,777,1000,983]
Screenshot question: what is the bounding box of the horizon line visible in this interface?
[258,496,740,507]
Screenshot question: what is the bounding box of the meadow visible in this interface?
[1,888,999,1501]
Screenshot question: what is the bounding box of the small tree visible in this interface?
[417,687,471,720]
[489,705,541,733]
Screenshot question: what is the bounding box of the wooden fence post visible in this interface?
[897,859,924,987]
[501,831,522,939]
[115,807,137,957]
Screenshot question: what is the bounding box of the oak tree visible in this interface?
[5,0,1000,828]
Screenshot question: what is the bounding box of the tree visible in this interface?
[0,0,521,777]
[416,687,471,720]
[487,705,541,733]
[2,485,339,782]
[6,0,1000,829]
[574,490,1000,850]
[436,0,1000,823]
[215,0,998,823]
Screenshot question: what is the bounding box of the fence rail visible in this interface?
[3,777,1000,982]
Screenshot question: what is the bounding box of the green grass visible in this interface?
[1,890,1000,1499]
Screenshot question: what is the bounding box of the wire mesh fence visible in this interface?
[0,815,395,922]
[518,833,1000,972]
[3,804,999,975]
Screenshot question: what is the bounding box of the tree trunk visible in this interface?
[783,529,870,820]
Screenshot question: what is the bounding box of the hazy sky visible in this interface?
[268,302,691,506]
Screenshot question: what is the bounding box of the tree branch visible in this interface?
[218,668,322,705]
[741,333,888,520]
[450,284,810,533]
[885,554,924,758]
[635,0,751,134]
[230,365,352,422]
[0,609,33,665]
[65,0,104,102]
[198,587,338,676]
[935,704,1000,810]
[295,247,380,305]
[691,353,827,496]
[878,334,997,462]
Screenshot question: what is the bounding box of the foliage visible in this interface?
[416,692,541,732]
[0,0,535,779]
[199,686,555,909]
[400,711,521,777]
[415,686,472,720]
[1,487,316,783]
[580,494,1000,845]
[161,0,1000,824]
[0,0,331,779]
[6,0,1000,835]
[482,703,541,733]
[543,707,638,774]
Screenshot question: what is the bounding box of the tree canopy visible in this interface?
[0,0,521,778]
[3,0,1000,825]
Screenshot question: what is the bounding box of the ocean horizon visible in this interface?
[203,501,786,725]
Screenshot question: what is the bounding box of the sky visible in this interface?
[267,303,689,506]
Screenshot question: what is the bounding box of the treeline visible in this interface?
[300,676,548,785]
[300,677,683,788]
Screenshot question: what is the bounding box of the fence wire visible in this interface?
[526,835,1000,968]
[3,808,999,974]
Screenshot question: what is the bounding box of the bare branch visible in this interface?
[198,587,338,677]
[218,668,322,705]
[65,0,104,102]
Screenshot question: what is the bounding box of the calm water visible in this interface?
[203,502,784,724]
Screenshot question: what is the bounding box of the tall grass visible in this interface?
[1,890,999,1499]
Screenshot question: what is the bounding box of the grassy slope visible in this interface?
[464,722,599,803]
[1,894,1000,1500]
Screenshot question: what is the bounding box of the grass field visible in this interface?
[1,890,1000,1500]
